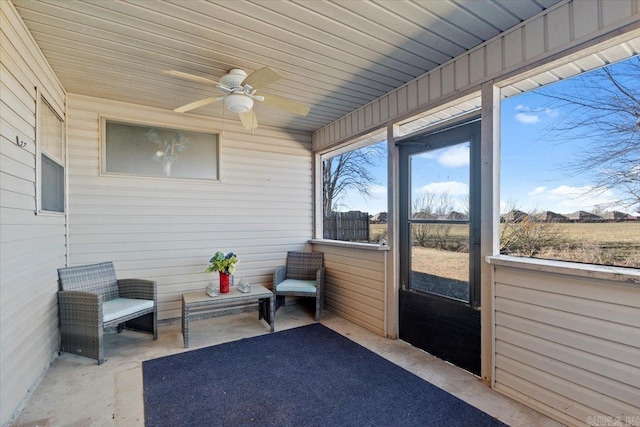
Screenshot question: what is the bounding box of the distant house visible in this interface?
[566,211,603,223]
[603,211,637,222]
[446,211,468,221]
[536,211,568,223]
[370,212,388,224]
[412,211,438,220]
[500,209,532,223]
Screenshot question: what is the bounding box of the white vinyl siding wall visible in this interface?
[67,94,313,320]
[0,2,66,425]
[312,241,388,336]
[490,258,640,427]
[312,0,640,151]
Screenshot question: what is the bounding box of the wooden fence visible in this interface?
[323,211,370,242]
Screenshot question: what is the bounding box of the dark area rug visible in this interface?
[143,324,506,427]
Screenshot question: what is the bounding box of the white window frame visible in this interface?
[36,89,66,215]
[317,127,389,244]
[99,116,221,182]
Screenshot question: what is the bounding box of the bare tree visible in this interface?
[411,192,456,249]
[591,204,606,216]
[322,143,385,212]
[500,201,561,257]
[411,193,437,247]
[412,192,455,218]
[538,56,640,213]
[500,211,561,257]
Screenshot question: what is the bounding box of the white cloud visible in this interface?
[438,145,469,167]
[418,145,469,167]
[515,112,540,124]
[418,151,437,159]
[417,181,468,196]
[517,184,624,214]
[529,186,546,195]
[544,108,559,118]
[513,104,559,124]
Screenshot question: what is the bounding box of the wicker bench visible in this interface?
[57,262,157,364]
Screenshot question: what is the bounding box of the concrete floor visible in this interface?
[10,305,563,427]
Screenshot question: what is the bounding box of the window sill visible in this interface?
[310,239,390,251]
[486,254,640,287]
[36,210,65,217]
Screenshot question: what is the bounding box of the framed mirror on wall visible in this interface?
[101,118,220,181]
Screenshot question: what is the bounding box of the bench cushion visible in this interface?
[275,279,317,294]
[103,298,154,323]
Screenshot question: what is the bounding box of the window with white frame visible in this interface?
[39,97,65,213]
[320,128,388,243]
[500,55,640,268]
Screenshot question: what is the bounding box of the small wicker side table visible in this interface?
[181,284,275,348]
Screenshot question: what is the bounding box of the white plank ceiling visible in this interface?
[12,0,561,133]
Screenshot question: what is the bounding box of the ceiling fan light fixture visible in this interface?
[168,66,309,128]
[225,93,253,113]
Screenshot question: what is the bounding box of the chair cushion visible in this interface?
[275,279,317,294]
[103,298,154,323]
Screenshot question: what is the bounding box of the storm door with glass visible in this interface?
[398,120,481,375]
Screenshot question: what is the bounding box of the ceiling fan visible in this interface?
[164,67,310,130]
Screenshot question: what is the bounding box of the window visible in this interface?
[500,56,640,268]
[39,97,65,213]
[320,129,387,243]
[102,119,219,181]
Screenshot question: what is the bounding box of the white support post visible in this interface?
[480,81,501,385]
[385,124,400,338]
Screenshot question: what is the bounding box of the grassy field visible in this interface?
[369,223,388,242]
[372,221,640,245]
[369,221,640,268]
[553,222,640,245]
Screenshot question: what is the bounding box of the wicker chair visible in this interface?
[57,262,157,364]
[273,251,325,321]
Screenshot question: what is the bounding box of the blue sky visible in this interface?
[500,87,635,215]
[336,59,638,216]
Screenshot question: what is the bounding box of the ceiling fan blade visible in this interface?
[238,109,258,130]
[261,93,310,116]
[241,67,282,90]
[174,96,220,113]
[164,70,219,86]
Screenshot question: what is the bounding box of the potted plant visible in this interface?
[206,251,238,293]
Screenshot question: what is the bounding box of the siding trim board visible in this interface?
[488,255,640,288]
